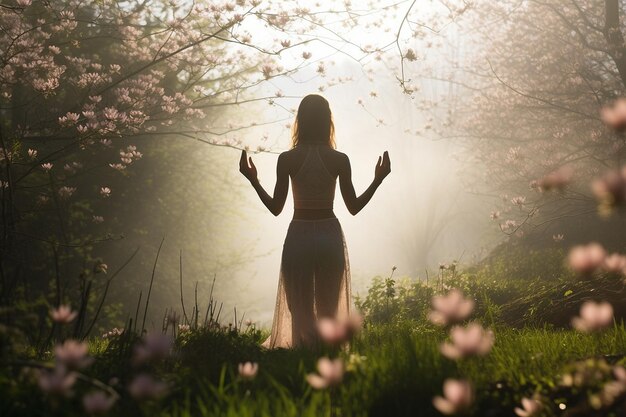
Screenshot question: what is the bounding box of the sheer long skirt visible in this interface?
[262,217,351,349]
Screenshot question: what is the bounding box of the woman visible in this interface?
[239,94,391,348]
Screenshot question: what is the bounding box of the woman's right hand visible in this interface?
[239,150,258,184]
[374,151,391,184]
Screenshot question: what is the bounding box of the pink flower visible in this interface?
[50,305,78,324]
[92,215,104,224]
[17,0,32,7]
[432,379,473,415]
[82,391,116,414]
[571,301,614,332]
[306,357,344,389]
[128,374,169,400]
[317,312,363,345]
[55,340,93,369]
[28,149,38,159]
[58,186,76,199]
[537,166,573,191]
[592,170,626,206]
[568,243,606,274]
[38,368,77,396]
[552,234,564,242]
[603,253,626,274]
[133,333,173,364]
[280,40,291,47]
[428,289,475,326]
[41,163,53,171]
[405,48,417,61]
[514,397,542,417]
[238,362,258,380]
[600,98,626,130]
[440,323,494,359]
[100,187,111,197]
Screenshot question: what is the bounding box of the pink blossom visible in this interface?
[568,242,606,274]
[100,187,111,197]
[600,98,626,130]
[572,301,614,332]
[280,40,291,47]
[317,312,363,345]
[405,48,417,61]
[58,186,76,199]
[603,253,626,274]
[238,362,258,380]
[38,367,77,396]
[41,163,53,171]
[133,333,173,364]
[58,112,80,127]
[552,234,564,242]
[306,357,344,389]
[128,374,169,400]
[537,166,573,191]
[55,340,93,369]
[17,0,32,7]
[27,149,37,159]
[82,391,116,414]
[302,51,312,59]
[50,305,78,324]
[432,379,473,415]
[592,170,626,206]
[428,289,475,326]
[92,215,104,224]
[514,397,542,417]
[440,323,494,359]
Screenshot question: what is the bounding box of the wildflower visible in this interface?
[440,323,494,359]
[306,357,344,389]
[568,242,606,274]
[41,163,53,171]
[28,149,38,159]
[133,333,173,364]
[432,379,473,415]
[82,391,116,414]
[405,48,417,61]
[38,368,77,396]
[602,253,626,274]
[100,187,111,197]
[600,98,626,130]
[592,169,626,207]
[238,362,258,380]
[128,374,169,400]
[428,289,474,326]
[538,166,573,191]
[514,397,542,417]
[55,340,93,369]
[58,186,76,199]
[572,301,613,332]
[51,305,78,324]
[553,234,564,242]
[317,312,363,345]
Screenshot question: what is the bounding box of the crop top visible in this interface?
[291,144,336,209]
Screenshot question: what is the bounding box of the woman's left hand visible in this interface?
[239,150,258,184]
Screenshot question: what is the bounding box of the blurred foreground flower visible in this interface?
[128,374,169,400]
[83,391,116,414]
[238,362,258,380]
[514,397,542,416]
[537,166,573,191]
[600,98,626,130]
[306,357,344,389]
[572,301,613,332]
[133,333,173,364]
[428,289,474,326]
[592,169,626,213]
[567,242,606,274]
[317,312,363,345]
[440,323,494,359]
[55,340,93,369]
[603,253,626,274]
[432,379,473,415]
[51,305,77,324]
[38,367,77,396]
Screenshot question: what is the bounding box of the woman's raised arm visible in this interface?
[339,151,390,215]
[239,150,289,216]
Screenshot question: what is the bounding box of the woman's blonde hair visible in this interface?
[291,94,336,149]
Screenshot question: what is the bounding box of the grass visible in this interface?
[8,321,621,417]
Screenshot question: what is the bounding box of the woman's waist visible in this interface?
[292,208,336,221]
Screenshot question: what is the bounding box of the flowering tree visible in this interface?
[419,0,626,241]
